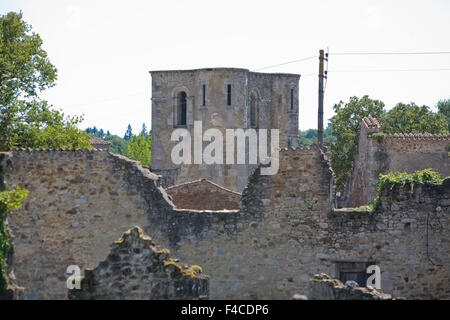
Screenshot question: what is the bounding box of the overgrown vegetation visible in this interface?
[0,184,28,292]
[329,96,449,191]
[372,169,445,211]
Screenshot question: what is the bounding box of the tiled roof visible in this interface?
[362,117,381,129]
[89,136,111,146]
[165,178,241,196]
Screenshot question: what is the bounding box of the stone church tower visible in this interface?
[150,68,300,192]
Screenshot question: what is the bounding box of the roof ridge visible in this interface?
[89,136,111,145]
[165,178,241,196]
[362,116,381,130]
[383,133,450,140]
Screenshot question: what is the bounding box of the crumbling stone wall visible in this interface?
[340,117,450,207]
[5,147,450,300]
[69,227,208,300]
[165,179,241,210]
[5,149,174,299]
[308,273,392,300]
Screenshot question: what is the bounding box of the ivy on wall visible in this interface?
[0,183,28,292]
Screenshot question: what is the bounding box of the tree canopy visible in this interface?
[123,124,133,141]
[124,133,151,167]
[381,102,448,134]
[328,96,448,191]
[329,95,385,190]
[0,11,90,150]
[437,99,450,131]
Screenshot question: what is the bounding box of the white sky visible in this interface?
[1,0,450,136]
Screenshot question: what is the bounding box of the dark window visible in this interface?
[290,89,294,110]
[227,84,231,105]
[250,91,258,128]
[336,261,374,287]
[177,91,187,126]
[202,84,206,106]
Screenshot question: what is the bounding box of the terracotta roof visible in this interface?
[362,117,381,129]
[165,179,241,196]
[89,136,111,146]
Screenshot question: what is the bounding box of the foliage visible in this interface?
[0,11,90,150]
[368,132,386,143]
[329,95,385,191]
[9,99,91,149]
[87,124,151,160]
[140,123,148,136]
[380,102,448,134]
[123,124,133,141]
[372,169,444,211]
[355,205,373,211]
[104,134,127,155]
[437,99,450,132]
[298,124,335,147]
[0,185,29,211]
[124,133,151,167]
[0,184,28,292]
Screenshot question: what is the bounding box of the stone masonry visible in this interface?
[68,226,209,300]
[340,117,450,208]
[150,68,300,192]
[307,273,393,300]
[4,147,450,299]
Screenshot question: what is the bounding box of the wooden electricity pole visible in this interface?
[318,49,325,147]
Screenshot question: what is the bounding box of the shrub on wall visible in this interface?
[0,184,28,292]
[372,168,445,211]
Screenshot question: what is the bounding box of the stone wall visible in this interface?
[5,147,450,300]
[165,179,241,210]
[340,117,450,207]
[69,227,209,300]
[308,273,392,300]
[5,149,174,299]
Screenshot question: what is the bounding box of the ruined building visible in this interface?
[1,71,449,301]
[150,68,300,192]
[4,147,449,300]
[340,117,450,208]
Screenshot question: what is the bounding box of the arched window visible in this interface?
[250,91,258,128]
[177,91,187,126]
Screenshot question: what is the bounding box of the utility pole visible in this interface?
[318,49,325,147]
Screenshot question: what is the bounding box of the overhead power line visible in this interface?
[328,67,450,73]
[253,55,317,71]
[329,51,450,56]
[253,51,450,72]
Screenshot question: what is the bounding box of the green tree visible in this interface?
[298,123,335,147]
[329,95,385,190]
[381,102,448,134]
[437,99,450,131]
[140,123,148,136]
[125,133,151,167]
[0,11,90,150]
[123,124,133,141]
[104,134,127,155]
